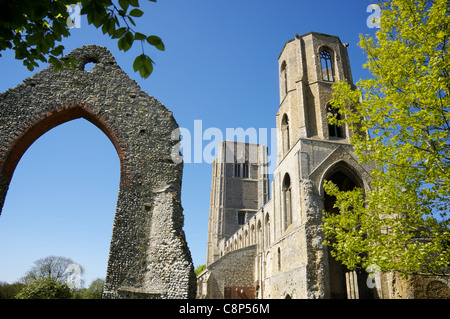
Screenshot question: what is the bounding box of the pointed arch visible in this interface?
[319,159,365,198]
[0,102,130,191]
[282,173,292,230]
[319,47,335,82]
[280,60,288,96]
[326,103,344,139]
[281,114,290,156]
[265,213,270,248]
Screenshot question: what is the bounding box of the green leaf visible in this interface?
[133,54,153,78]
[127,16,136,26]
[140,56,154,78]
[112,27,127,39]
[146,35,165,51]
[129,8,143,17]
[118,0,129,12]
[118,31,134,51]
[133,54,145,72]
[50,45,64,56]
[102,17,115,35]
[26,62,35,72]
[134,32,147,40]
[129,0,140,7]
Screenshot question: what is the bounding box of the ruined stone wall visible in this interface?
[200,245,256,299]
[0,45,196,298]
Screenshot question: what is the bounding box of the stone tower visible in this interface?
[206,141,269,266]
[276,31,354,163]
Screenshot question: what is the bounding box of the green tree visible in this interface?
[194,264,206,276]
[15,276,73,299]
[0,0,163,78]
[323,0,450,278]
[72,278,104,299]
[20,256,84,286]
[0,281,26,299]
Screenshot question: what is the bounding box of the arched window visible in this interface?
[320,49,334,82]
[280,61,288,96]
[265,213,270,248]
[281,114,290,156]
[327,103,344,138]
[277,247,281,271]
[251,224,255,245]
[282,173,292,230]
[244,230,248,246]
[257,220,263,251]
[323,163,374,299]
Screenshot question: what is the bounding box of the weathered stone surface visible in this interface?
[0,45,196,298]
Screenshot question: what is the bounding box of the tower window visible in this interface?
[242,162,249,178]
[280,61,288,96]
[234,162,240,177]
[327,103,344,138]
[235,162,249,178]
[238,211,246,225]
[282,173,292,230]
[281,114,290,156]
[320,49,334,82]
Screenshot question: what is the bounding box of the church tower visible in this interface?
[276,32,354,163]
[270,32,373,298]
[206,141,269,266]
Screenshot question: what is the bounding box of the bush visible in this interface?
[15,277,72,299]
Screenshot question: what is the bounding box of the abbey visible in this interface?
[197,32,450,299]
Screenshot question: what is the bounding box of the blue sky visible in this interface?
[0,0,377,286]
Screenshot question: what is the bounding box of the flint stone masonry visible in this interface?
[0,45,196,299]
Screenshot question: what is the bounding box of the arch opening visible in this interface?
[323,162,374,299]
[282,173,292,230]
[0,118,120,286]
[0,104,127,193]
[281,114,290,157]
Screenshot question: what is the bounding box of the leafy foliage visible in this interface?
[323,0,450,277]
[194,264,206,275]
[0,0,163,78]
[15,276,73,299]
[0,281,26,299]
[72,278,104,299]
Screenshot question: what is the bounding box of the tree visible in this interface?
[194,264,206,276]
[72,278,104,299]
[0,281,25,299]
[20,256,84,286]
[15,276,72,299]
[323,0,449,277]
[0,0,163,78]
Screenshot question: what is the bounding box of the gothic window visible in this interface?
[242,162,249,178]
[280,61,288,96]
[277,247,281,271]
[257,220,263,251]
[327,103,344,138]
[281,114,290,156]
[235,162,249,178]
[251,224,255,244]
[238,211,246,225]
[320,49,334,82]
[282,173,292,230]
[234,162,240,177]
[265,213,270,248]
